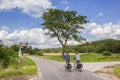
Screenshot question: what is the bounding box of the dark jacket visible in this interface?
[64,53,70,61]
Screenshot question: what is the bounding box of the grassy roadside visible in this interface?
[114,66,120,78]
[37,53,120,62]
[0,56,37,78]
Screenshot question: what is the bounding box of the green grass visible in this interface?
[39,55,65,62]
[0,57,37,78]
[114,66,120,78]
[38,53,120,62]
[81,53,120,62]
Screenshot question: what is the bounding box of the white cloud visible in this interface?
[65,6,70,10]
[0,27,82,48]
[5,28,49,48]
[0,29,8,39]
[85,22,100,30]
[0,0,53,18]
[87,22,120,40]
[1,22,120,48]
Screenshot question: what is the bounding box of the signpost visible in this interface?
[18,42,28,63]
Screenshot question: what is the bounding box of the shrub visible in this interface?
[102,51,112,56]
[33,49,43,56]
[35,51,43,56]
[0,47,17,68]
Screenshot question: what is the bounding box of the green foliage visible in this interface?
[40,39,120,54]
[21,46,29,53]
[28,46,33,54]
[0,58,37,78]
[0,47,17,68]
[10,44,19,52]
[0,41,37,78]
[89,39,120,53]
[114,66,120,78]
[102,51,112,56]
[42,8,88,56]
[36,51,43,56]
[31,48,43,56]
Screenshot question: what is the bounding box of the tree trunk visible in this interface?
[62,45,66,59]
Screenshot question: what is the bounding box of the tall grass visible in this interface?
[0,57,37,78]
[114,66,120,78]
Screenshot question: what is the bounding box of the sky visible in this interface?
[0,0,120,48]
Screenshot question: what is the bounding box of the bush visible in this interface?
[35,51,43,56]
[0,58,37,78]
[30,48,43,56]
[0,47,17,69]
[102,51,112,56]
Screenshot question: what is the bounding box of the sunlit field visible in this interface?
[38,53,120,62]
[43,53,76,56]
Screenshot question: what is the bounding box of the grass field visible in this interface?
[114,66,120,78]
[38,53,120,62]
[43,53,75,56]
[0,56,37,78]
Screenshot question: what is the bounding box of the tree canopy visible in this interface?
[42,9,88,57]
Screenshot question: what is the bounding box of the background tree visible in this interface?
[40,39,120,54]
[42,9,88,57]
[28,46,33,54]
[10,44,19,52]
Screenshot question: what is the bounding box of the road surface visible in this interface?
[28,56,107,80]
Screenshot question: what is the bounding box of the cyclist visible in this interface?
[64,53,72,71]
[74,53,80,69]
[64,53,70,64]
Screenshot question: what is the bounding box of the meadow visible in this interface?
[39,53,120,62]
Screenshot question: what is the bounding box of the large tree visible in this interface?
[42,9,88,57]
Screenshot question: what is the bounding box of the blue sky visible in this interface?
[0,0,120,48]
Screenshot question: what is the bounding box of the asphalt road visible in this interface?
[29,56,106,80]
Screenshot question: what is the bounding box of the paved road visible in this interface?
[29,56,107,80]
[82,62,120,72]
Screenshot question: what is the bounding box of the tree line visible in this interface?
[40,39,120,53]
[13,39,119,54]
[1,38,119,68]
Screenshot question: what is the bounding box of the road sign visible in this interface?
[20,42,28,47]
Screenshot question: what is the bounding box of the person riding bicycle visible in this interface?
[74,53,81,69]
[74,53,80,62]
[64,53,72,71]
[64,52,70,64]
